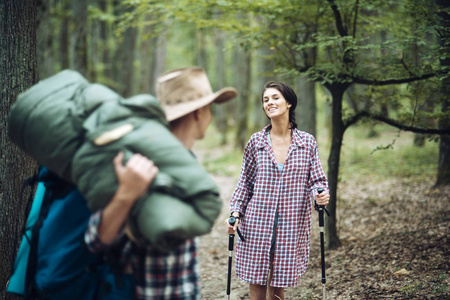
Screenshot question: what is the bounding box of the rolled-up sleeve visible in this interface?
[84,210,109,253]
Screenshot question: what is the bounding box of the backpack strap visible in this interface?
[24,167,76,299]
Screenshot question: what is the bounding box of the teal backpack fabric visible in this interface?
[8,70,222,252]
[7,167,135,300]
[7,181,46,295]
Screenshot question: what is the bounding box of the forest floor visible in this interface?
[196,166,450,299]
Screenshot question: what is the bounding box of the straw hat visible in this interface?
[156,67,238,121]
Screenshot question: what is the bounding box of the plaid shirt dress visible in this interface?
[85,211,201,299]
[230,125,328,287]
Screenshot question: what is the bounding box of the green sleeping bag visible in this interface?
[8,70,222,252]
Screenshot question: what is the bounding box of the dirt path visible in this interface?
[198,175,450,299]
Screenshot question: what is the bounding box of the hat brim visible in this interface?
[163,87,237,121]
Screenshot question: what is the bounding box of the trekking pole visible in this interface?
[317,187,327,300]
[226,217,236,300]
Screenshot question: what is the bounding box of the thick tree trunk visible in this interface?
[0,1,38,299]
[325,84,348,249]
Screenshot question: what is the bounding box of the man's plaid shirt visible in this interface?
[85,211,201,299]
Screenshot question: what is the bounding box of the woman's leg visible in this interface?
[250,283,267,300]
[267,286,284,300]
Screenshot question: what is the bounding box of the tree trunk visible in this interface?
[235,47,252,149]
[150,34,167,94]
[435,0,450,186]
[59,0,70,70]
[113,25,137,97]
[252,45,274,133]
[213,29,229,144]
[325,83,348,249]
[37,0,54,79]
[296,75,316,136]
[88,0,99,82]
[72,0,88,77]
[0,1,38,299]
[139,19,154,94]
[99,0,112,81]
[196,28,207,69]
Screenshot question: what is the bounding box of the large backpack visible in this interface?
[8,69,222,252]
[7,167,135,300]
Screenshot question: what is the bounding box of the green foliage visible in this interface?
[195,126,243,177]
[199,122,439,183]
[338,124,439,182]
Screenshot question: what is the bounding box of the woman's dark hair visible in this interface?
[262,81,298,129]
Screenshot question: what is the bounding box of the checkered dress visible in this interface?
[230,125,328,287]
[85,212,201,299]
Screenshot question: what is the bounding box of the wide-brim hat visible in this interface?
[156,67,238,121]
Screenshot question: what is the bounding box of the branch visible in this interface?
[344,111,450,135]
[352,72,436,86]
[327,0,348,36]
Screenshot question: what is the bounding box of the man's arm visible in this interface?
[98,152,159,244]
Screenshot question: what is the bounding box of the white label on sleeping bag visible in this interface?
[93,124,134,146]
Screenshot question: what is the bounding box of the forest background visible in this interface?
[1,0,449,299]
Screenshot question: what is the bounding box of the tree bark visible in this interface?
[436,0,450,186]
[0,1,38,299]
[325,83,349,249]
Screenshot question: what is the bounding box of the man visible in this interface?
[85,67,237,299]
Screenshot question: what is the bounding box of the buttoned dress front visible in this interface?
[230,125,328,287]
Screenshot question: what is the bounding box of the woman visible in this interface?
[227,81,330,300]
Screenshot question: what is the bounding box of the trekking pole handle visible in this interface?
[228,216,245,242]
[317,188,325,227]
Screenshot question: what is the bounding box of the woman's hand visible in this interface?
[225,215,240,234]
[315,190,330,206]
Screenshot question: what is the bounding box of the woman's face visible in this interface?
[262,88,291,120]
